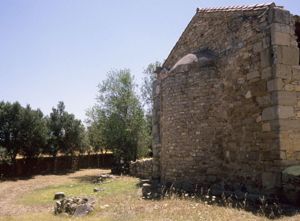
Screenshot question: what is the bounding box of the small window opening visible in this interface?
[296,21,300,64]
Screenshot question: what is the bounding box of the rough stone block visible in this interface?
[261,67,272,79]
[274,64,292,80]
[274,46,299,65]
[292,66,300,80]
[271,23,291,33]
[245,91,252,99]
[253,41,263,53]
[277,106,294,119]
[296,86,300,92]
[237,77,245,84]
[278,136,290,150]
[280,151,287,160]
[291,39,299,47]
[272,8,291,25]
[246,71,260,80]
[256,115,262,123]
[284,84,294,91]
[273,91,297,106]
[262,123,271,132]
[262,106,294,120]
[277,119,300,131]
[247,151,259,161]
[142,183,152,197]
[249,80,267,96]
[267,78,284,91]
[271,32,291,46]
[296,152,300,160]
[260,48,272,68]
[54,192,65,200]
[262,106,277,121]
[256,95,272,107]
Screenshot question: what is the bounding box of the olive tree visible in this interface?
[87,69,147,173]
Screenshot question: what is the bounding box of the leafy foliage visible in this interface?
[0,101,86,164]
[86,107,104,153]
[87,69,148,173]
[0,101,24,161]
[46,101,86,156]
[18,105,48,159]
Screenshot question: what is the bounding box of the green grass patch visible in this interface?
[19,177,138,206]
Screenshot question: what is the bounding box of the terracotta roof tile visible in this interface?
[196,2,282,13]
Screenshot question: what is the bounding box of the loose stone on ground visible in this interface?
[54,196,95,217]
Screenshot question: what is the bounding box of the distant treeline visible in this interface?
[0,101,88,164]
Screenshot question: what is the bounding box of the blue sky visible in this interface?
[0,1,299,122]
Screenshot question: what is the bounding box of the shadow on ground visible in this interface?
[71,175,101,183]
[137,180,300,220]
[0,170,77,182]
[71,171,115,184]
[0,169,112,183]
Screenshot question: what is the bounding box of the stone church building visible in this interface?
[152,3,300,195]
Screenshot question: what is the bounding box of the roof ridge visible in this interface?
[196,2,280,13]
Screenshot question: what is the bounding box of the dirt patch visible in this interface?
[0,169,109,216]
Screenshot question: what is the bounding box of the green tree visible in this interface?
[88,69,147,173]
[86,107,104,153]
[18,105,48,159]
[0,102,48,163]
[46,101,86,156]
[62,112,86,154]
[0,101,23,162]
[46,101,66,157]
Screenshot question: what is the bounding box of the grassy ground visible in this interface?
[19,177,136,206]
[1,169,300,221]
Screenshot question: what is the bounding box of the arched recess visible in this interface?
[295,20,300,64]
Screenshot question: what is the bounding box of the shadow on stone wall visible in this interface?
[139,179,300,220]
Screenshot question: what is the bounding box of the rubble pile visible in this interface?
[54,196,95,217]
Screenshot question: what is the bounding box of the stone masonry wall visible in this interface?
[154,4,300,194]
[130,158,153,179]
[269,12,300,169]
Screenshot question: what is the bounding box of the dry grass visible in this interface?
[0,169,300,221]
